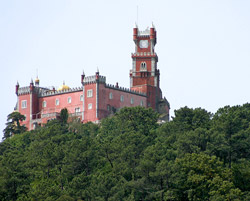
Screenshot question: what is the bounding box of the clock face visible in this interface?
[139,40,148,48]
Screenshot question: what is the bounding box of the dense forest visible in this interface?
[1,105,250,201]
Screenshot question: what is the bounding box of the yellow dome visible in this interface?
[58,81,70,91]
[35,77,39,83]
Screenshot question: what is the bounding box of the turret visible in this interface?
[133,23,138,41]
[35,76,40,87]
[96,68,99,81]
[150,23,157,45]
[30,79,34,92]
[16,81,19,95]
[81,70,85,84]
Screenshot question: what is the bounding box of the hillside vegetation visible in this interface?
[1,105,250,201]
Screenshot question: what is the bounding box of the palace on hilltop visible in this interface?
[15,24,170,130]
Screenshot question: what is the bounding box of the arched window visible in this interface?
[140,62,147,71]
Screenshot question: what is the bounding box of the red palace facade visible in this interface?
[15,25,170,130]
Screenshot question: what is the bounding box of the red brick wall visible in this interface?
[40,91,83,115]
[83,83,97,122]
[18,94,31,130]
[131,85,162,110]
[98,83,147,119]
[132,76,155,86]
[32,93,39,120]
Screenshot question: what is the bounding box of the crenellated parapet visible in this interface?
[105,83,146,97]
[17,86,31,95]
[17,86,83,97]
[137,28,150,37]
[17,86,47,96]
[83,75,106,85]
[40,86,83,97]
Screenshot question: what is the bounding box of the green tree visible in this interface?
[209,104,250,167]
[115,106,159,135]
[173,107,212,132]
[60,108,69,125]
[232,159,250,193]
[3,111,26,140]
[171,153,242,201]
[1,104,250,200]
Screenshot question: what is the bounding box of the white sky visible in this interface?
[1,0,250,139]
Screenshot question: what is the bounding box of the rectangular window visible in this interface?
[75,107,80,113]
[140,100,143,106]
[131,97,134,104]
[87,89,93,98]
[21,100,27,108]
[42,101,46,108]
[55,99,59,106]
[109,92,113,99]
[80,95,83,101]
[120,95,124,102]
[88,103,92,110]
[68,97,71,103]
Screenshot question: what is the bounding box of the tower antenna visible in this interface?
[137,5,139,26]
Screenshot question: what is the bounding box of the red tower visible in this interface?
[130,24,161,108]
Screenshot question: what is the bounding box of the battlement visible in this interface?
[83,75,106,84]
[138,28,150,36]
[105,83,146,97]
[17,86,31,95]
[133,24,157,42]
[40,86,83,97]
[17,86,83,97]
[17,86,48,96]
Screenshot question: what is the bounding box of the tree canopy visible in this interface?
[1,105,250,200]
[3,111,26,140]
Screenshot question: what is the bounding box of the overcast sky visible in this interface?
[1,0,250,139]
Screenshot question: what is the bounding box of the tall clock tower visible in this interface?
[130,24,161,109]
[130,24,170,120]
